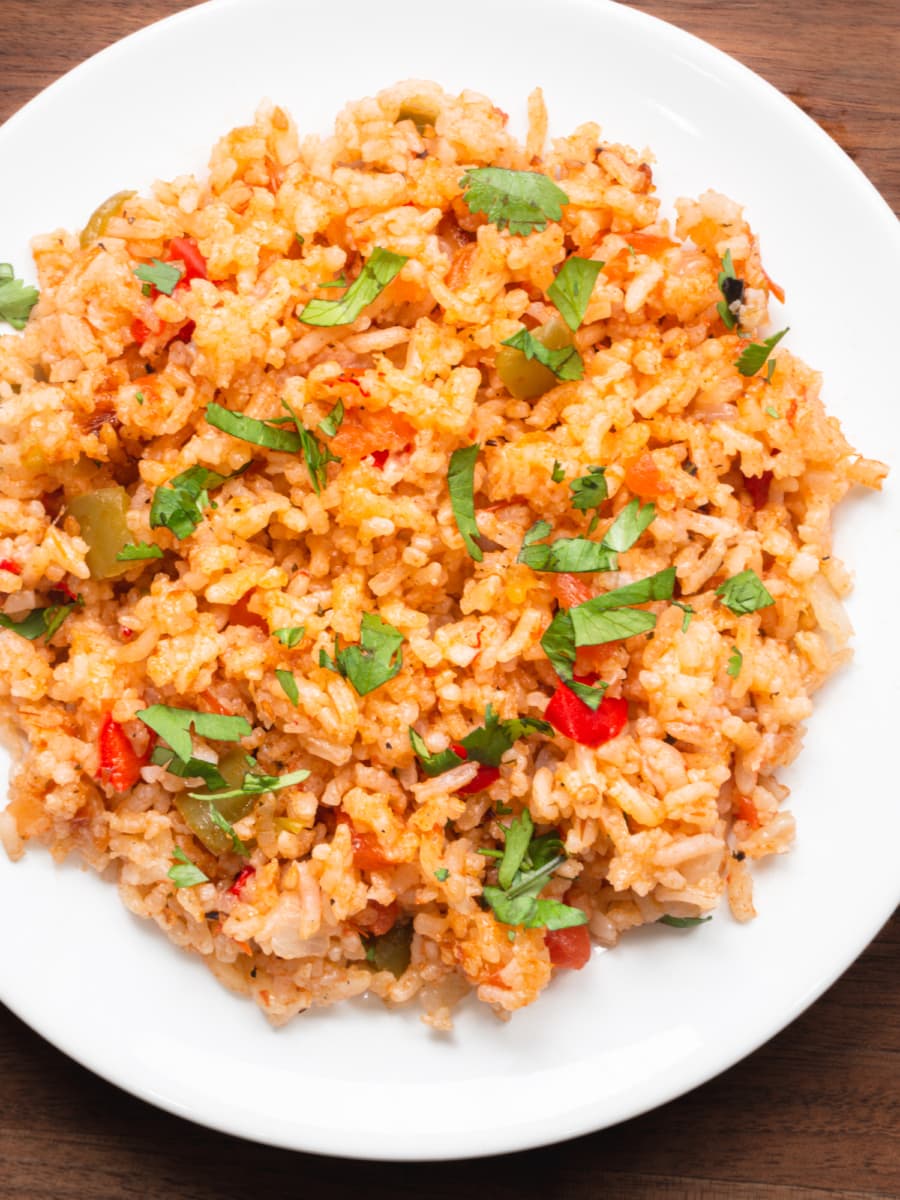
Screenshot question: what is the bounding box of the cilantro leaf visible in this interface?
[320,612,404,696]
[459,168,569,237]
[659,914,712,928]
[569,466,608,532]
[518,536,618,574]
[727,646,743,678]
[206,402,303,453]
[715,568,774,615]
[150,745,227,790]
[673,600,694,632]
[735,328,789,377]
[498,808,533,890]
[299,247,408,327]
[409,705,551,777]
[134,258,182,296]
[480,811,587,930]
[523,519,553,546]
[716,249,744,330]
[501,328,584,382]
[569,605,658,647]
[187,767,309,804]
[276,668,299,706]
[0,603,76,641]
[602,498,656,553]
[573,567,678,616]
[434,867,449,882]
[551,460,566,484]
[116,542,163,562]
[149,463,248,540]
[0,264,39,329]
[136,705,251,763]
[318,399,344,438]
[447,444,483,561]
[273,626,305,648]
[280,400,340,494]
[547,256,604,331]
[168,846,209,888]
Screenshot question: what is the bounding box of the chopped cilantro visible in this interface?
[434,868,449,882]
[447,444,483,561]
[318,272,348,289]
[136,705,251,764]
[273,626,305,648]
[187,766,309,804]
[518,535,617,574]
[765,359,777,384]
[523,519,553,546]
[547,256,603,331]
[459,167,569,236]
[715,569,775,615]
[727,646,743,678]
[500,327,583,382]
[736,328,789,377]
[0,603,77,641]
[569,466,608,531]
[551,460,566,484]
[149,463,248,540]
[481,809,587,930]
[299,247,408,327]
[765,404,779,418]
[135,391,145,405]
[276,668,299,706]
[673,600,694,632]
[115,542,163,561]
[409,705,551,777]
[602,498,656,552]
[320,612,404,696]
[0,264,39,329]
[168,847,209,888]
[206,402,303,452]
[716,249,744,330]
[133,258,182,296]
[318,399,344,438]
[207,805,248,856]
[150,746,226,790]
[280,399,340,494]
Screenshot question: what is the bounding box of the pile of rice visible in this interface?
[0,81,885,1028]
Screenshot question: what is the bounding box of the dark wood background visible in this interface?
[1,2,897,1196]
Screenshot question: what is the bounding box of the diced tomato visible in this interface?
[131,317,151,345]
[371,449,390,470]
[624,452,668,500]
[166,237,208,283]
[351,830,393,871]
[96,713,143,792]
[330,407,415,463]
[760,263,785,304]
[742,470,772,510]
[458,765,501,796]
[0,559,22,575]
[552,573,593,609]
[366,900,399,936]
[544,685,628,747]
[228,865,256,897]
[623,231,676,255]
[734,795,761,828]
[545,923,591,969]
[173,320,196,344]
[228,591,268,633]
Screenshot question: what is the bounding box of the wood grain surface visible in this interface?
[1,1,898,1196]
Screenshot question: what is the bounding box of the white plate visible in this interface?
[1,0,898,1162]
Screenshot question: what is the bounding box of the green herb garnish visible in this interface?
[716,249,743,330]
[447,444,483,561]
[187,767,310,804]
[551,460,566,484]
[547,256,603,331]
[168,847,209,888]
[280,399,341,494]
[481,809,587,930]
[149,463,248,540]
[569,466,608,532]
[276,668,299,706]
[133,258,182,296]
[0,603,77,641]
[727,646,743,678]
[318,399,344,438]
[459,168,569,237]
[518,536,617,574]
[299,247,408,327]
[659,914,712,928]
[320,612,404,696]
[206,402,304,453]
[409,704,551,777]
[673,600,694,632]
[736,328,789,377]
[136,705,251,763]
[273,626,305,648]
[116,542,163,561]
[500,328,583,382]
[434,868,449,882]
[715,569,774,615]
[0,263,39,330]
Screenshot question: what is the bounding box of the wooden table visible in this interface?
[1,2,897,1195]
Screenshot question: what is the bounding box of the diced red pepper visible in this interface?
[371,449,390,470]
[458,765,501,796]
[545,923,591,969]
[742,470,772,510]
[172,320,196,344]
[96,713,143,793]
[624,452,668,500]
[131,317,151,345]
[336,813,393,871]
[366,900,399,936]
[228,591,268,633]
[166,237,208,283]
[734,794,761,828]
[0,559,22,575]
[544,685,628,747]
[228,865,256,897]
